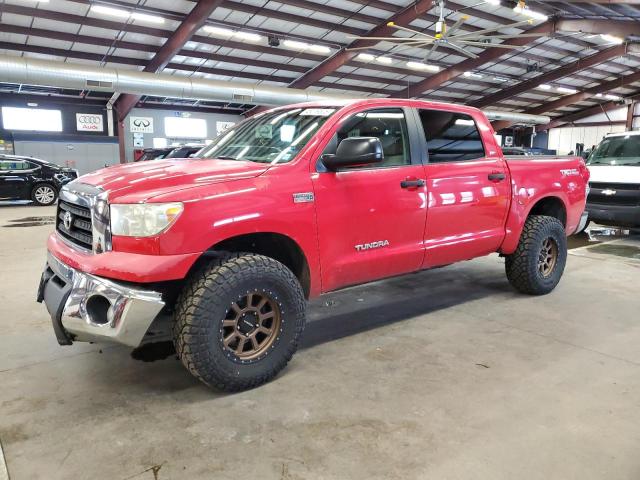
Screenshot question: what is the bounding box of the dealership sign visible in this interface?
[76,113,104,132]
[130,116,154,134]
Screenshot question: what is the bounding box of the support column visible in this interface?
[118,120,126,164]
[627,102,636,131]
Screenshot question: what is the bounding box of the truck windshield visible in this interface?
[588,134,640,166]
[197,107,336,164]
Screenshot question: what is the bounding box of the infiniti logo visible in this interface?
[133,119,151,128]
[63,211,73,230]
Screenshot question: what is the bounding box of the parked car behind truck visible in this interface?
[0,155,78,205]
[585,131,640,229]
[37,99,589,392]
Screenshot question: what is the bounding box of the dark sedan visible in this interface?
[0,155,78,206]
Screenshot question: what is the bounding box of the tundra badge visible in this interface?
[355,240,390,251]
[293,192,314,203]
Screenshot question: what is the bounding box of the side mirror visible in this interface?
[322,137,384,171]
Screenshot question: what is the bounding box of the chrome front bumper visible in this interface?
[37,253,165,347]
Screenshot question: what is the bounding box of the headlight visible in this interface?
[110,202,183,237]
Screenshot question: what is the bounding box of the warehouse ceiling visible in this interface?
[0,0,639,127]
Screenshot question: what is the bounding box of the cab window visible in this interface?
[418,110,485,163]
[322,108,411,168]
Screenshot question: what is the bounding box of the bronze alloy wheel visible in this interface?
[538,237,558,278]
[221,291,282,360]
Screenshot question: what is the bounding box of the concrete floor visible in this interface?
[1,204,640,480]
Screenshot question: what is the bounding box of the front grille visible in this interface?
[56,200,93,250]
[588,182,640,207]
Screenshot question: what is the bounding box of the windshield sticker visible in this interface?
[280,124,296,143]
[255,124,273,139]
[300,108,335,117]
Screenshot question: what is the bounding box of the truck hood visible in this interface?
[588,165,640,184]
[75,158,269,203]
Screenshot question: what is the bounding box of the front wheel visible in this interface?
[173,253,306,392]
[505,215,567,295]
[31,183,57,206]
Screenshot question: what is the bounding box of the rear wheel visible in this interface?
[31,183,57,206]
[505,215,567,295]
[173,253,306,392]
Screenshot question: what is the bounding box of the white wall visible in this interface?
[549,107,628,154]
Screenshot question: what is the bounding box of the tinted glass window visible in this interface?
[0,159,32,170]
[323,108,411,168]
[418,110,485,163]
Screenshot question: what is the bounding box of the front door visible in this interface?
[416,108,511,267]
[0,159,26,200]
[312,107,427,292]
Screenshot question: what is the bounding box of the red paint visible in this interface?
[46,99,588,297]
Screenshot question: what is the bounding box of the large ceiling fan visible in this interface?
[348,0,547,61]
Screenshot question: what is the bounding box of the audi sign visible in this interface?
[76,113,104,132]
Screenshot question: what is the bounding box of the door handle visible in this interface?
[488,172,506,182]
[400,178,426,189]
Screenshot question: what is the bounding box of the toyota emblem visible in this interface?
[63,211,73,230]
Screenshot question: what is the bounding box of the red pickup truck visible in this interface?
[37,99,589,391]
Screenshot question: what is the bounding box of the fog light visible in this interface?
[85,295,111,325]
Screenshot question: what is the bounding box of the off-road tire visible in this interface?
[173,253,306,392]
[505,215,567,295]
[31,183,57,206]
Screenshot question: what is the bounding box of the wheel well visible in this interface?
[209,233,311,298]
[528,196,567,227]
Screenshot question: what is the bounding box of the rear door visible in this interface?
[415,108,511,267]
[312,107,428,292]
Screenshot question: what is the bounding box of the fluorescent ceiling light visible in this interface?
[537,84,552,90]
[605,94,622,100]
[283,40,331,54]
[130,12,164,24]
[513,5,548,21]
[485,0,500,4]
[91,5,130,19]
[203,26,234,36]
[283,40,309,50]
[600,34,624,45]
[557,86,578,94]
[595,93,603,98]
[356,53,375,62]
[308,44,331,54]
[91,5,163,23]
[234,31,262,42]
[406,61,440,72]
[493,76,509,82]
[463,71,482,78]
[376,56,393,64]
[203,26,262,42]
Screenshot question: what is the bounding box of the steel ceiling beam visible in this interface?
[394,21,554,98]
[286,0,435,89]
[491,69,640,130]
[538,91,640,131]
[555,0,640,4]
[113,0,225,122]
[555,18,640,38]
[472,43,629,108]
